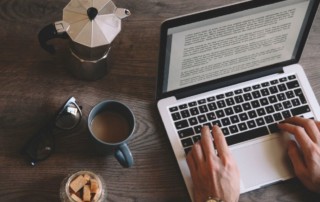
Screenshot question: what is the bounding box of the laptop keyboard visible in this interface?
[169,74,313,154]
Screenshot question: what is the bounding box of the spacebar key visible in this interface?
[226,126,269,146]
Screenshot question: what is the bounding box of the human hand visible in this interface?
[186,125,240,202]
[278,117,320,193]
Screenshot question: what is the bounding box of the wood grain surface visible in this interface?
[1,0,320,201]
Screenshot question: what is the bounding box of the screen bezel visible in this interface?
[156,0,319,100]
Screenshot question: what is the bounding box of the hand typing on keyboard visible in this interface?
[186,125,240,202]
[278,117,320,193]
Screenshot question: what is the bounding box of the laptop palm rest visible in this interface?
[230,134,294,193]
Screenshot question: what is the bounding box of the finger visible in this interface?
[287,140,307,179]
[200,126,215,161]
[212,125,230,160]
[284,117,320,144]
[278,122,313,155]
[186,150,197,172]
[191,141,204,164]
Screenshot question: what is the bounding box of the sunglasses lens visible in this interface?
[55,102,81,130]
[23,127,54,164]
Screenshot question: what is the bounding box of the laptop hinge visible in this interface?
[175,66,284,100]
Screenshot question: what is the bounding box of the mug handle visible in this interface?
[114,143,134,168]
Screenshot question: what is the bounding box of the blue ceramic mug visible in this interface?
[88,100,135,168]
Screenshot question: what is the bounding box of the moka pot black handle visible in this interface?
[38,23,69,54]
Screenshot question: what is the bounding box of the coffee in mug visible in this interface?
[91,111,129,143]
[88,100,135,168]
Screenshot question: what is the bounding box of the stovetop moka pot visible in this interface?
[38,0,130,80]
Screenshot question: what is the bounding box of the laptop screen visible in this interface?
[158,0,318,99]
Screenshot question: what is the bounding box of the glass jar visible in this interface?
[60,170,106,202]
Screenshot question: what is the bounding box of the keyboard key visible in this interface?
[207,96,215,102]
[188,101,197,107]
[181,138,193,147]
[251,100,260,108]
[257,108,266,116]
[268,95,277,103]
[291,98,301,107]
[291,105,311,116]
[188,117,198,126]
[222,128,230,136]
[256,118,265,126]
[265,105,275,114]
[221,118,231,126]
[260,98,269,106]
[283,101,292,109]
[229,125,239,134]
[193,135,201,143]
[252,91,262,99]
[178,128,194,138]
[273,113,283,121]
[243,93,253,101]
[277,93,286,101]
[197,115,207,123]
[268,123,279,133]
[280,77,287,82]
[212,120,222,127]
[287,80,300,89]
[206,112,216,121]
[262,82,270,87]
[171,112,181,121]
[181,110,191,118]
[224,107,234,116]
[264,115,274,124]
[184,147,192,155]
[269,86,278,94]
[294,89,307,104]
[261,89,270,96]
[208,102,218,111]
[225,126,269,145]
[226,98,235,106]
[194,125,202,134]
[198,99,206,105]
[235,95,244,103]
[169,107,178,112]
[286,91,295,99]
[203,122,212,128]
[247,120,256,128]
[190,107,200,116]
[242,103,251,110]
[199,105,209,113]
[248,110,257,119]
[216,110,225,118]
[230,115,240,124]
[278,84,287,92]
[282,110,291,119]
[244,87,252,92]
[239,113,249,121]
[235,89,243,94]
[253,84,261,90]
[226,92,234,97]
[175,120,189,130]
[217,94,225,99]
[271,79,279,85]
[238,123,248,131]
[234,105,243,113]
[288,75,296,80]
[179,104,188,110]
[217,100,226,108]
[274,103,284,111]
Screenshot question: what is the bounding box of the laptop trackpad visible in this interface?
[231,135,294,192]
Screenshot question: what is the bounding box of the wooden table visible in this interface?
[1,0,320,201]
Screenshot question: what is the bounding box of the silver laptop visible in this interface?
[156,0,320,200]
